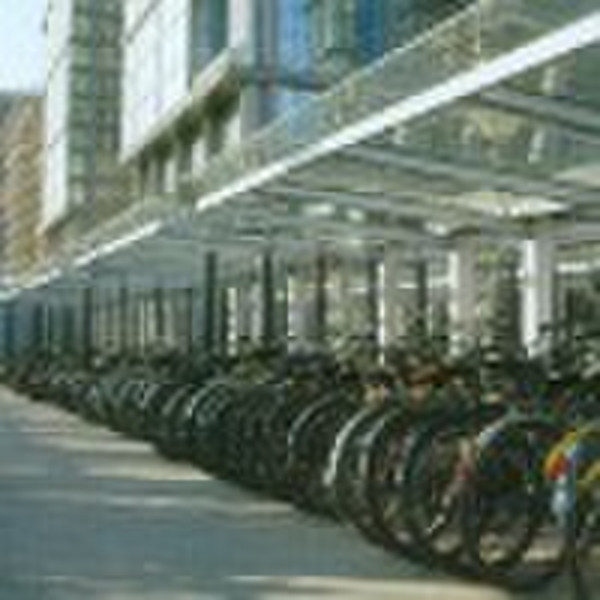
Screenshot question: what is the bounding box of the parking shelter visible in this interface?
[2,0,600,361]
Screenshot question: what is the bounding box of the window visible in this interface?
[190,0,229,75]
[278,0,312,72]
[70,44,93,68]
[355,0,386,63]
[68,153,87,178]
[308,0,354,64]
[272,89,313,120]
[72,11,93,39]
[68,180,87,206]
[96,45,120,69]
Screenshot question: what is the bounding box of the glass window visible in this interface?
[272,89,313,119]
[308,0,354,62]
[323,1,354,54]
[68,180,87,206]
[355,0,386,63]
[71,70,93,96]
[72,11,93,39]
[190,0,229,75]
[96,45,120,69]
[69,153,87,178]
[71,44,93,68]
[278,0,312,72]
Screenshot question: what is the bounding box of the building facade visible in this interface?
[309,0,474,75]
[40,0,476,246]
[8,0,490,357]
[114,0,480,350]
[0,93,29,282]
[43,0,126,250]
[0,97,45,279]
[122,0,474,206]
[122,0,320,202]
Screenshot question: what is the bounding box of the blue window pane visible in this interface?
[191,0,228,74]
[274,89,314,118]
[278,0,311,71]
[356,0,385,63]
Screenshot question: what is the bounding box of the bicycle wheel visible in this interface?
[356,407,421,555]
[285,395,357,515]
[401,405,505,567]
[326,404,393,526]
[569,495,599,600]
[461,416,565,590]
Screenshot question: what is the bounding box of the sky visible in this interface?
[0,0,46,93]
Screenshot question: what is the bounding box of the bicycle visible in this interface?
[545,421,600,600]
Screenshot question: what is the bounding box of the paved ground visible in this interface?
[0,387,593,600]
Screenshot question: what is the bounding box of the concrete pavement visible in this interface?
[0,387,590,599]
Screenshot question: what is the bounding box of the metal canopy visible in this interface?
[190,3,600,208]
[7,0,600,299]
[182,1,600,251]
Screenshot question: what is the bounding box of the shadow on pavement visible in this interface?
[0,389,591,600]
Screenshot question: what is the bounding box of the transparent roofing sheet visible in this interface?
[191,0,599,204]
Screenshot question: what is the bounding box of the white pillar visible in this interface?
[226,287,238,354]
[286,270,301,346]
[521,234,555,355]
[250,274,262,343]
[236,278,253,346]
[448,238,478,354]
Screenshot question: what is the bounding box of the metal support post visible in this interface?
[139,292,149,353]
[154,286,166,348]
[3,301,16,361]
[46,303,55,355]
[261,250,276,345]
[61,302,75,355]
[286,268,298,347]
[448,238,478,355]
[99,294,108,353]
[366,248,381,348]
[521,234,555,355]
[166,288,175,350]
[128,289,140,355]
[104,293,112,354]
[32,302,44,352]
[279,262,289,346]
[250,273,261,343]
[383,247,402,346]
[203,252,218,352]
[337,256,352,338]
[81,287,93,365]
[219,287,229,356]
[118,284,130,354]
[183,287,195,352]
[96,294,104,354]
[414,258,429,342]
[108,293,117,353]
[236,276,252,350]
[314,250,328,345]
